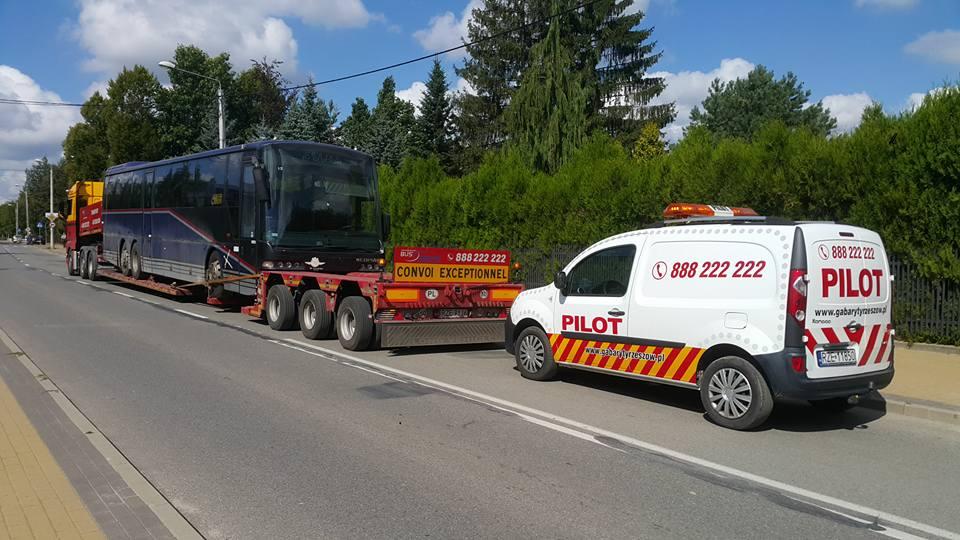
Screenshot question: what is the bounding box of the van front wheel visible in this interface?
[700,356,773,430]
[515,327,558,381]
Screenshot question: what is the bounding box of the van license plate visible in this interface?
[816,348,857,367]
[438,309,470,319]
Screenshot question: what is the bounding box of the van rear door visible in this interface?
[801,224,892,379]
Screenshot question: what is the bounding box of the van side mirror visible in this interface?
[252,166,271,206]
[554,271,567,292]
[382,212,391,240]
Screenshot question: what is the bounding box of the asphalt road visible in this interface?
[1,243,958,539]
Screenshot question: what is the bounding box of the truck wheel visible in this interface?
[130,243,142,280]
[79,249,89,279]
[266,284,297,331]
[337,297,374,351]
[515,327,558,381]
[67,249,77,276]
[299,290,333,340]
[700,356,773,431]
[119,243,131,276]
[205,251,225,300]
[85,249,98,281]
[809,397,857,413]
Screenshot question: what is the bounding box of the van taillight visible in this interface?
[787,269,807,326]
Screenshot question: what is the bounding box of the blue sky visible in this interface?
[1,0,959,200]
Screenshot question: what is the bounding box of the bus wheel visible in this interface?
[299,290,333,340]
[337,297,373,351]
[205,251,225,300]
[130,243,142,280]
[266,284,297,331]
[79,249,89,279]
[119,243,131,276]
[700,356,773,431]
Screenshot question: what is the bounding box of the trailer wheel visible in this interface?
[85,249,98,281]
[299,290,333,340]
[337,296,374,351]
[130,243,143,280]
[119,242,131,276]
[79,249,89,279]
[266,284,297,331]
[700,356,773,431]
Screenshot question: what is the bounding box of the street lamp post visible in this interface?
[13,184,20,238]
[158,60,225,149]
[34,158,54,248]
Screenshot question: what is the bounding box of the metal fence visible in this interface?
[513,247,960,345]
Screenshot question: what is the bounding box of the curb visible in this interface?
[894,340,960,356]
[861,393,960,427]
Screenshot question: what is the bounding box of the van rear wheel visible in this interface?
[700,356,773,430]
[515,327,558,381]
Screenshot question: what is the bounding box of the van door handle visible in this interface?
[608,309,625,317]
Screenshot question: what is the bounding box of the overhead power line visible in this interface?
[282,0,605,91]
[0,97,83,107]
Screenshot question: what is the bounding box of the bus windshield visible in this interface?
[264,144,381,251]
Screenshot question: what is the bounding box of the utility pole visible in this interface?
[49,165,54,248]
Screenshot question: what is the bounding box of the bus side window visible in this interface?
[226,153,242,240]
[240,163,255,240]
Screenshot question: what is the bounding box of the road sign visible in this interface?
[45,212,58,221]
[37,222,43,229]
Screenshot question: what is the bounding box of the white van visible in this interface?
[505,203,894,430]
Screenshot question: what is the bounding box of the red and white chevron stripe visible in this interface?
[804,324,892,365]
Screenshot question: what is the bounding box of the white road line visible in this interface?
[112,291,134,298]
[75,280,90,286]
[174,309,208,320]
[283,338,958,540]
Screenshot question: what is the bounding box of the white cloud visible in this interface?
[453,77,475,96]
[0,66,81,202]
[413,0,483,59]
[854,0,919,9]
[82,80,108,99]
[905,30,960,64]
[72,0,376,76]
[905,87,947,110]
[821,92,873,133]
[647,57,756,142]
[622,0,652,15]
[396,81,428,112]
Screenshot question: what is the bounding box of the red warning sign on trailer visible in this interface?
[393,247,511,283]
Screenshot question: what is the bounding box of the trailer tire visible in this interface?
[79,249,89,279]
[299,290,333,340]
[85,249,98,281]
[266,284,297,331]
[130,243,142,280]
[337,296,374,351]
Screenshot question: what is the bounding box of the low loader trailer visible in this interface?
[62,141,521,350]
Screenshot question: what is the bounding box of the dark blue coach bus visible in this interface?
[102,141,387,297]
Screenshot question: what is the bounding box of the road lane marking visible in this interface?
[283,338,958,540]
[75,280,91,286]
[112,291,134,298]
[174,309,207,320]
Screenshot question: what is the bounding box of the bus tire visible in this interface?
[119,242,131,276]
[337,296,374,351]
[299,290,333,340]
[79,249,89,279]
[85,249,98,281]
[515,326,558,381]
[266,284,297,331]
[205,251,225,300]
[700,356,773,431]
[130,243,142,280]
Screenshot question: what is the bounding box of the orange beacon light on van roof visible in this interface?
[663,203,759,220]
